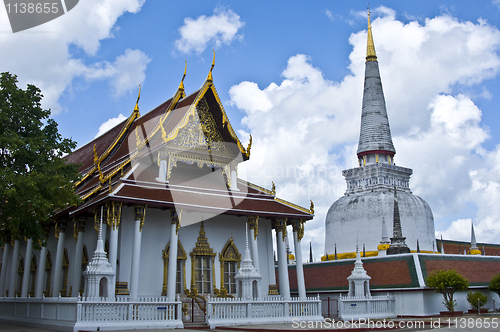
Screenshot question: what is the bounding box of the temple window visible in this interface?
[194,257,211,293]
[219,238,241,294]
[16,257,24,296]
[61,248,69,297]
[29,254,37,296]
[80,245,89,295]
[44,250,52,296]
[162,239,187,295]
[189,221,216,295]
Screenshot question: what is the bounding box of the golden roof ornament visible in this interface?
[271,181,276,195]
[207,50,215,82]
[179,60,187,92]
[309,200,315,214]
[246,134,252,157]
[134,84,141,115]
[366,7,378,62]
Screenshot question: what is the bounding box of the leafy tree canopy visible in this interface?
[466,290,487,309]
[488,274,500,296]
[425,269,469,311]
[0,72,80,246]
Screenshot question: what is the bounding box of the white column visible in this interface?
[52,221,67,297]
[275,219,290,299]
[109,227,119,274]
[35,246,47,297]
[71,219,85,297]
[130,205,146,298]
[21,238,33,297]
[230,163,239,191]
[166,209,179,299]
[8,240,20,297]
[292,220,306,298]
[156,153,168,183]
[248,216,259,272]
[108,201,122,278]
[0,243,10,296]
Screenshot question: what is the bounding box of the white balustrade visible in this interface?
[339,294,396,320]
[0,295,183,331]
[206,295,323,328]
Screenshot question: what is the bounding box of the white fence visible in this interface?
[0,296,183,332]
[206,296,323,328]
[339,294,396,320]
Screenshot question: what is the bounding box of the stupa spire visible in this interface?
[469,221,481,255]
[366,7,378,62]
[357,8,396,162]
[387,184,410,255]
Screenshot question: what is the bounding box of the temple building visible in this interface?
[0,56,323,331]
[324,10,436,258]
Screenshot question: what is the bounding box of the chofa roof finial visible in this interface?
[207,50,215,82]
[134,84,141,114]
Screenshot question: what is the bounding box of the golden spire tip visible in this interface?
[179,60,187,91]
[207,49,215,82]
[134,84,141,113]
[366,6,378,62]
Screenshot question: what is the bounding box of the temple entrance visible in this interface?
[182,295,207,325]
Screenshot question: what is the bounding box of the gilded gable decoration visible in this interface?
[190,221,216,258]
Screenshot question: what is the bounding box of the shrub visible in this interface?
[466,290,488,310]
[425,269,469,312]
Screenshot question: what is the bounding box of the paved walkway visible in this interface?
[2,314,500,331]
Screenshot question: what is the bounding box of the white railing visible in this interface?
[339,294,396,320]
[0,295,78,320]
[206,296,323,328]
[78,296,181,322]
[0,295,183,331]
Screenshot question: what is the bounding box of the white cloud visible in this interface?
[230,8,500,258]
[95,114,127,138]
[0,0,147,114]
[174,7,245,55]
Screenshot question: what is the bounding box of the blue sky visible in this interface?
[2,0,500,258]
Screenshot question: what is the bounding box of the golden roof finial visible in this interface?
[134,84,141,114]
[179,60,187,91]
[366,6,378,62]
[245,134,252,158]
[207,49,215,82]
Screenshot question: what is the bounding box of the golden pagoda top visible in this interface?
[366,8,378,62]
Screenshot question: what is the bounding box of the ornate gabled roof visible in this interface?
[61,61,312,221]
[357,10,396,157]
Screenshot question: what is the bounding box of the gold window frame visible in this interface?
[189,221,216,294]
[162,239,187,296]
[218,238,241,294]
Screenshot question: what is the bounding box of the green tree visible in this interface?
[0,72,80,246]
[466,290,487,310]
[488,274,500,297]
[425,269,469,312]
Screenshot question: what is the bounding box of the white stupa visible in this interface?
[83,207,116,299]
[325,11,436,256]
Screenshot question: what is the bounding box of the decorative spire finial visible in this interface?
[207,50,215,82]
[366,6,378,62]
[134,84,141,114]
[179,60,187,91]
